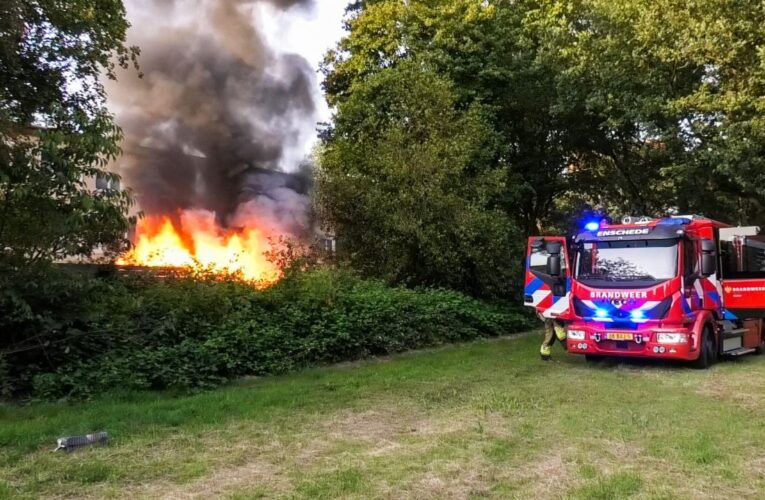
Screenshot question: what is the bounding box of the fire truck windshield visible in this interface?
[576,239,678,284]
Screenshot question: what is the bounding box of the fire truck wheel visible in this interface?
[693,327,716,369]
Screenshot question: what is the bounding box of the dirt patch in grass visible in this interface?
[324,408,411,442]
[72,436,291,499]
[129,459,287,499]
[567,438,759,500]
[696,365,765,412]
[322,405,475,446]
[402,456,493,499]
[402,444,586,499]
[308,407,425,464]
[500,446,580,497]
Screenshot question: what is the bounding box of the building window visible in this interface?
[95,174,110,190]
[321,237,336,253]
[95,174,120,191]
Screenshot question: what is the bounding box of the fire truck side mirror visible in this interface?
[700,238,717,276]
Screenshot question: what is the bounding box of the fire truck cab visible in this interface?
[524,216,765,368]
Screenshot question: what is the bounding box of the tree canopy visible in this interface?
[0,0,139,268]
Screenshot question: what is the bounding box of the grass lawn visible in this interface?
[2,331,765,499]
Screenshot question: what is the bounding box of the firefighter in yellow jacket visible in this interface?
[540,316,566,360]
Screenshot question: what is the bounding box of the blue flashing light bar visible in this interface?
[657,217,691,226]
[584,221,600,232]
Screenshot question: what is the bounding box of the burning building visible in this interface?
[107,0,320,283]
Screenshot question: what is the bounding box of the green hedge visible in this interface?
[0,267,535,399]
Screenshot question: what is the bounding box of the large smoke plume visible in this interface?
[109,0,317,235]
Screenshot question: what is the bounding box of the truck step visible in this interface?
[723,347,756,357]
[722,328,749,339]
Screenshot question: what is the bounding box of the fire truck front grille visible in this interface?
[599,340,647,352]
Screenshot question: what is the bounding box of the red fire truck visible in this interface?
[524,215,765,368]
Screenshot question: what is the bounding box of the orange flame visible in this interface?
[117,210,281,284]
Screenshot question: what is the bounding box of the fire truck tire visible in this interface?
[693,327,716,369]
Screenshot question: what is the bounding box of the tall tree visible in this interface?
[316,63,521,297]
[0,0,139,268]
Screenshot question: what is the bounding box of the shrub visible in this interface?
[0,266,535,399]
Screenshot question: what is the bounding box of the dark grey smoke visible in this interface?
[109,0,316,235]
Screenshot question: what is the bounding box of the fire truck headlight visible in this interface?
[568,329,586,340]
[657,333,688,344]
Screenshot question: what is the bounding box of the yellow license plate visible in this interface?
[606,332,634,341]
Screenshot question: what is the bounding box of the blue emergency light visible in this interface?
[630,309,646,320]
[595,308,609,318]
[584,221,600,232]
[657,217,691,225]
